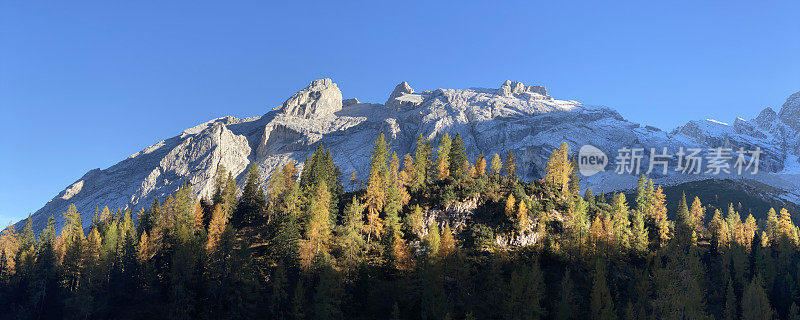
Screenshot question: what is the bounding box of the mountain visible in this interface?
[21,79,800,232]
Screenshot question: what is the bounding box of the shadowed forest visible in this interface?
[1,133,798,320]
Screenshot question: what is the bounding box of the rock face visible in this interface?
[279,79,342,119]
[778,91,800,131]
[385,81,423,111]
[19,80,800,234]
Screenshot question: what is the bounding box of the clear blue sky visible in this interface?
[1,1,799,224]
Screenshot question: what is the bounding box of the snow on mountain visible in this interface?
[20,79,800,232]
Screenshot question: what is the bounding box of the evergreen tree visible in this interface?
[213,163,238,216]
[723,279,736,320]
[299,144,342,201]
[337,198,364,275]
[674,193,694,245]
[506,261,545,319]
[423,221,441,259]
[629,208,648,254]
[741,275,772,320]
[569,156,581,196]
[231,163,267,229]
[584,188,595,205]
[504,151,517,181]
[312,266,342,320]
[555,269,576,320]
[448,133,467,179]
[590,259,616,320]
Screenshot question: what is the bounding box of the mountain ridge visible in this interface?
[19,78,800,232]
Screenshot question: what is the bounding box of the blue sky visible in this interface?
[1,1,799,224]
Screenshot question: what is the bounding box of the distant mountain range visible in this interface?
[22,78,800,232]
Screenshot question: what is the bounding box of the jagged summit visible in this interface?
[496,80,549,99]
[385,81,421,111]
[279,78,343,119]
[19,79,800,234]
[778,91,800,131]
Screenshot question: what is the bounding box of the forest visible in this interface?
[0,133,798,320]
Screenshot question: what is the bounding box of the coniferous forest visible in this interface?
[2,133,800,320]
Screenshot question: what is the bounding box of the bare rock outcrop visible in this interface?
[279,78,343,119]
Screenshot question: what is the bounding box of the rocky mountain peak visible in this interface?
[778,91,800,131]
[279,78,342,119]
[495,80,548,99]
[385,81,423,110]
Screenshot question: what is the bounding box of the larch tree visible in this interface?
[365,133,389,244]
[61,204,85,292]
[490,153,502,177]
[651,185,670,247]
[436,133,452,180]
[777,208,797,244]
[743,214,757,251]
[423,221,441,259]
[545,142,571,193]
[206,204,228,253]
[505,193,516,219]
[0,224,19,277]
[412,134,431,190]
[439,224,455,258]
[726,204,745,246]
[516,200,528,234]
[710,209,731,250]
[405,205,425,239]
[610,193,631,250]
[689,196,706,234]
[765,208,778,242]
[300,181,333,270]
[474,152,487,177]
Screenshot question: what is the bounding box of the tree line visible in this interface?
[0,135,799,319]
